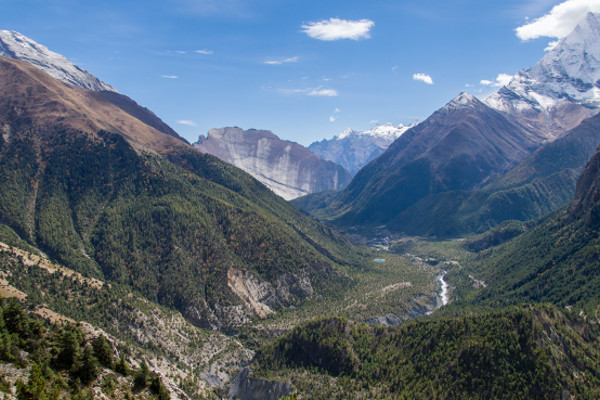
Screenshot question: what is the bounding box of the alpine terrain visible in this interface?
[485,12,600,139]
[194,127,352,200]
[308,122,417,176]
[2,9,600,400]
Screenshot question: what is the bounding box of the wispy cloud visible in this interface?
[278,87,339,97]
[308,88,338,97]
[413,73,434,85]
[329,107,340,122]
[301,18,375,41]
[516,0,600,45]
[194,49,214,55]
[264,56,299,65]
[480,73,513,87]
[177,120,197,127]
[161,75,179,79]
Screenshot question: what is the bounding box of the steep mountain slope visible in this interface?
[486,12,600,139]
[297,93,537,227]
[253,307,600,399]
[0,56,185,154]
[194,127,352,200]
[454,142,600,312]
[0,55,359,330]
[0,30,186,143]
[308,122,416,176]
[390,112,600,236]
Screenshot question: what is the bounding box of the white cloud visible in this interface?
[264,56,299,65]
[175,50,186,54]
[308,88,338,96]
[392,65,399,71]
[370,119,379,124]
[195,49,214,55]
[301,18,374,41]
[413,73,433,85]
[334,108,340,113]
[545,40,560,51]
[516,0,600,41]
[329,115,336,122]
[480,73,513,87]
[161,75,179,79]
[278,87,338,97]
[177,120,197,127]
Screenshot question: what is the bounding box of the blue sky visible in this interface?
[1,0,597,145]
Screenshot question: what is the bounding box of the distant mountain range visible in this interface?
[193,127,352,200]
[308,122,417,176]
[296,93,539,226]
[296,12,600,236]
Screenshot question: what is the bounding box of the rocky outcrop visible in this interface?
[228,368,291,400]
[570,144,600,227]
[194,127,352,200]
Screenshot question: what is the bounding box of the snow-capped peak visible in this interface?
[0,30,116,92]
[335,122,417,141]
[441,92,482,111]
[486,12,600,113]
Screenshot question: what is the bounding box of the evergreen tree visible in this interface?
[91,335,113,368]
[75,345,99,384]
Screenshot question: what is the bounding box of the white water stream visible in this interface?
[438,270,449,307]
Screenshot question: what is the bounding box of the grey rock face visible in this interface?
[228,368,291,400]
[194,127,352,200]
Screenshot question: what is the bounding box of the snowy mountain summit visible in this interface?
[0,30,116,92]
[486,12,600,139]
[335,122,416,141]
[441,92,487,112]
[309,121,418,176]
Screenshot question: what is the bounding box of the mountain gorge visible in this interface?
[0,54,360,333]
[2,11,600,399]
[194,127,351,200]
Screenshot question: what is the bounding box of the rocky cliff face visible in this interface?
[570,143,600,227]
[485,12,600,139]
[194,127,352,200]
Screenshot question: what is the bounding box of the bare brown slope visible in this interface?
[0,55,188,155]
